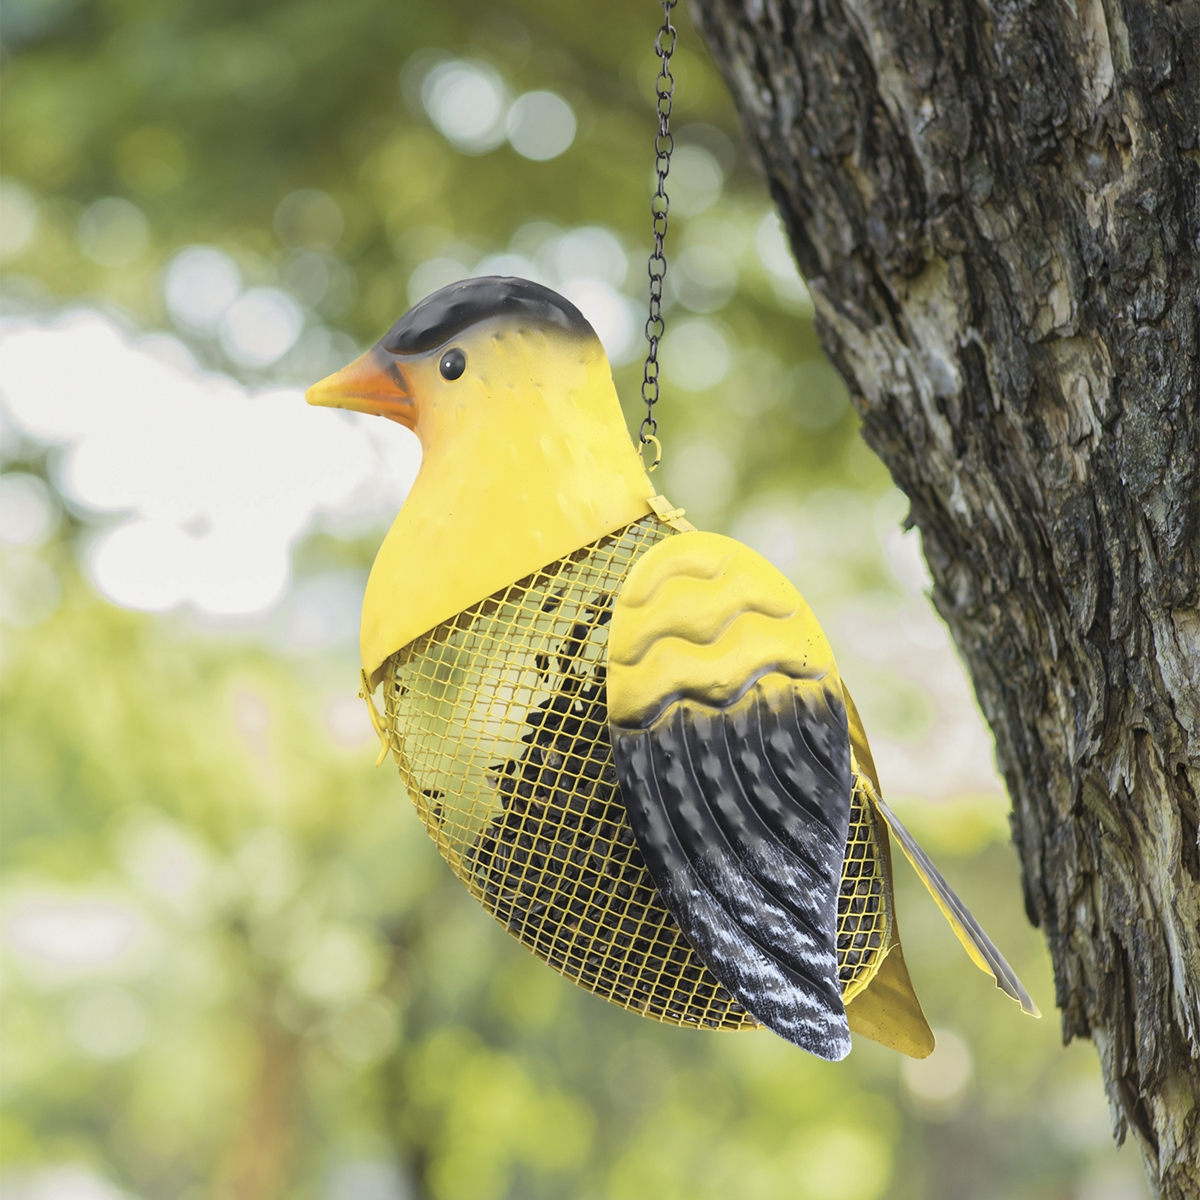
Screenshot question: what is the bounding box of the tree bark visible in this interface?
[690,0,1199,1193]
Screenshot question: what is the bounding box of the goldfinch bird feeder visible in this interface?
[303,0,1037,1061]
[306,275,1038,1061]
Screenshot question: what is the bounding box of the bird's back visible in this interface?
[378,512,893,1028]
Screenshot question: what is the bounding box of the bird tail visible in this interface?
[860,778,1040,1018]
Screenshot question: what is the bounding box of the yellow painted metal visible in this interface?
[351,322,656,686]
[844,939,935,1057]
[646,493,696,533]
[881,800,994,975]
[842,685,936,1056]
[606,533,838,728]
[873,790,1041,1016]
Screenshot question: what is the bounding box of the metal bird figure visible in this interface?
[307,276,1039,1062]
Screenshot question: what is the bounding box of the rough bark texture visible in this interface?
[690,0,1199,1193]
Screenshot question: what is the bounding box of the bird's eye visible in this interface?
[439,348,466,381]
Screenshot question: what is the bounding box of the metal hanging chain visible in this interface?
[640,0,677,473]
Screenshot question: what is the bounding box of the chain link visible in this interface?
[640,0,678,466]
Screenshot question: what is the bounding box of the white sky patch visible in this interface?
[0,311,421,616]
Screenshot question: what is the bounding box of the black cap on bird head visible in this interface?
[305,276,601,429]
[381,276,595,353]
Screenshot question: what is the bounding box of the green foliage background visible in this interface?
[0,1,1149,1198]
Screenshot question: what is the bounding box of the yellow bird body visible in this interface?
[358,322,653,687]
[309,277,1037,1062]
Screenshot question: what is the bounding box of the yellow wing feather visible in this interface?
[608,533,838,727]
[871,790,1041,1017]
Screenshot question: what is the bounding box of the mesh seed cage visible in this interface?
[369,513,891,1027]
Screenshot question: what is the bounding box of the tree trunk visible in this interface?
[690,0,1199,1193]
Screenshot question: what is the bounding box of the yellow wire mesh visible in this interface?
[380,514,890,1028]
[839,773,892,1004]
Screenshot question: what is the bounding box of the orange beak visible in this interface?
[305,345,417,429]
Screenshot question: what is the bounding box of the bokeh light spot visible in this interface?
[163,246,243,334]
[672,244,737,313]
[68,986,148,1059]
[219,287,303,367]
[661,437,736,519]
[1,1166,129,1200]
[328,996,400,1065]
[76,198,149,268]
[0,472,59,547]
[422,60,509,154]
[507,91,576,161]
[554,226,627,288]
[661,318,732,391]
[4,896,145,975]
[663,145,723,217]
[274,189,344,250]
[901,1027,974,1118]
[0,179,38,260]
[408,256,473,305]
[325,693,378,748]
[291,924,382,1007]
[756,211,814,313]
[327,1159,410,1200]
[561,278,639,366]
[791,1125,891,1200]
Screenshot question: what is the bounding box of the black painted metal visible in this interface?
[382,276,593,356]
[612,680,854,1060]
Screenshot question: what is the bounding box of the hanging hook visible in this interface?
[640,433,662,472]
